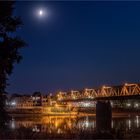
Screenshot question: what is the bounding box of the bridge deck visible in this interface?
[60,95,140,102]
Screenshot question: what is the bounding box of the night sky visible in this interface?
[7,1,140,94]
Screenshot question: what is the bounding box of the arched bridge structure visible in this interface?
[56,83,140,102]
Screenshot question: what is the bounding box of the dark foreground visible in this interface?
[0,113,140,139]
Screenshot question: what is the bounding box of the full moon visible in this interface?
[38,9,44,16]
[35,7,49,19]
[39,10,43,15]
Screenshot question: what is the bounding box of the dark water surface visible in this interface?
[3,114,140,139]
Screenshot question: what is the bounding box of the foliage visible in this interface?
[32,92,42,97]
[0,1,26,127]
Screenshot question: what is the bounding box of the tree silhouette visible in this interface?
[32,91,42,97]
[0,1,26,126]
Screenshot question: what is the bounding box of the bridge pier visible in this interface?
[96,101,112,132]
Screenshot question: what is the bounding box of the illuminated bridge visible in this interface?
[56,83,140,102]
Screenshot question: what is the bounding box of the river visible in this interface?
[5,114,139,139]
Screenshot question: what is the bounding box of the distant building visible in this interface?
[8,94,33,108]
[7,93,48,109]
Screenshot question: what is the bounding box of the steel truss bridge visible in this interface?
[56,83,140,101]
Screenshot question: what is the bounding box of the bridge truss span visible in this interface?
[56,83,140,101]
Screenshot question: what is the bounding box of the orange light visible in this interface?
[125,83,128,86]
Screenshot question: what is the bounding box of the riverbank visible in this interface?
[9,111,140,118]
[9,112,78,117]
[8,107,140,118]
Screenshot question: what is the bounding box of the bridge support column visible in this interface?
[96,101,112,131]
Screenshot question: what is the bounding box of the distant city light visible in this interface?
[127,103,131,107]
[102,85,105,88]
[55,103,58,107]
[84,103,90,107]
[125,83,128,86]
[11,101,16,106]
[135,103,139,108]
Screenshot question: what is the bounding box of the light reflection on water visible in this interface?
[10,115,140,134]
[136,116,139,128]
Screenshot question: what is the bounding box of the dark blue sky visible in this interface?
[7,1,140,94]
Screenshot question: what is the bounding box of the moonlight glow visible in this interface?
[39,10,43,15]
[36,8,47,18]
[38,9,43,16]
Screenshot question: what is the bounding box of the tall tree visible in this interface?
[0,1,26,126]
